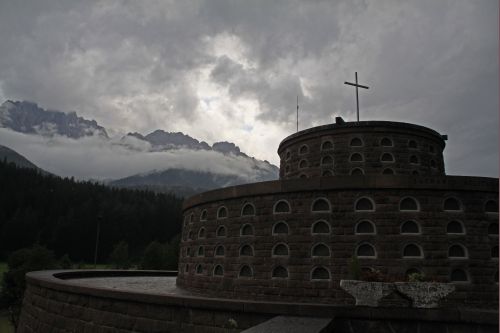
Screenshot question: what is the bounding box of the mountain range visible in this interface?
[0,100,279,196]
[121,129,248,157]
[0,100,108,138]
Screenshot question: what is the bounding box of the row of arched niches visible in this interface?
[278,121,447,179]
[177,188,499,306]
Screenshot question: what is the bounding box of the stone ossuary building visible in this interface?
[17,118,499,333]
[177,118,499,307]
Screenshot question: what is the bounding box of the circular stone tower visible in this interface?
[177,119,498,307]
[278,120,446,179]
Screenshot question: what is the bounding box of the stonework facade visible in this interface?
[18,271,498,333]
[278,120,446,179]
[177,120,498,308]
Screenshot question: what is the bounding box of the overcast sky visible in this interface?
[0,0,497,177]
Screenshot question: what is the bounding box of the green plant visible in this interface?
[225,318,238,329]
[406,272,448,283]
[59,254,73,269]
[109,241,130,269]
[140,241,165,270]
[360,269,387,282]
[139,236,180,270]
[164,235,180,270]
[348,256,361,280]
[408,272,426,282]
[1,245,58,329]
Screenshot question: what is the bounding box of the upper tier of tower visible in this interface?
[277,118,447,179]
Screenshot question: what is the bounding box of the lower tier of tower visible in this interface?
[177,175,499,308]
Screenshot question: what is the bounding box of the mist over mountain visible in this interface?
[123,130,211,151]
[109,167,276,195]
[121,130,251,158]
[0,100,279,195]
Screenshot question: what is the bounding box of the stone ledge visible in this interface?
[278,121,446,153]
[182,176,498,210]
[24,270,499,326]
[54,270,177,279]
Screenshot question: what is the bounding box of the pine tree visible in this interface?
[140,241,165,270]
[109,241,130,269]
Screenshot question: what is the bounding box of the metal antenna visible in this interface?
[344,72,369,122]
[296,96,299,132]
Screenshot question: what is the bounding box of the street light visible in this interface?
[94,215,102,268]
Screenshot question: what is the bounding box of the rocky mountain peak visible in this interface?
[127,130,211,150]
[0,100,108,139]
[212,141,243,156]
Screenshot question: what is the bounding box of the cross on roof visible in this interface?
[344,72,369,122]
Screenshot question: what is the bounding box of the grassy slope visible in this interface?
[0,314,14,333]
[0,262,7,295]
[0,262,7,279]
[0,261,112,333]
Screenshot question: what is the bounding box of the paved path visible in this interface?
[241,316,333,333]
[69,276,197,296]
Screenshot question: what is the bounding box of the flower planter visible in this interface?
[395,282,455,308]
[340,280,395,307]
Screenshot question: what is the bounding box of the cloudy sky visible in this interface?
[0,0,497,177]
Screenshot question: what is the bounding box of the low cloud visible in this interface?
[0,128,275,181]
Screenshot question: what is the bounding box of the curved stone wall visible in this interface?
[178,175,499,307]
[277,121,446,179]
[18,271,499,333]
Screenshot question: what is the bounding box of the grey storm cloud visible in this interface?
[210,55,303,122]
[0,128,274,180]
[0,0,497,177]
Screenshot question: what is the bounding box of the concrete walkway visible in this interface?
[241,316,333,333]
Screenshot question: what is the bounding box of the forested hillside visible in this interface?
[0,160,183,262]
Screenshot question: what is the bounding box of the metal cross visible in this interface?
[344,72,369,122]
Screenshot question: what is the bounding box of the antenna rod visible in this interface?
[296,96,299,132]
[355,72,359,122]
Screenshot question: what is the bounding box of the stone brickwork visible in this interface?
[17,271,498,333]
[277,121,446,179]
[178,120,498,308]
[178,178,498,307]
[17,271,270,333]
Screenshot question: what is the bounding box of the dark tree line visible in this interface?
[0,160,183,262]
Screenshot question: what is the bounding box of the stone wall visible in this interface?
[277,121,446,179]
[18,277,269,333]
[178,176,499,307]
[17,271,499,333]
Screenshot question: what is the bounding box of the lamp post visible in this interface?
[94,215,102,268]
